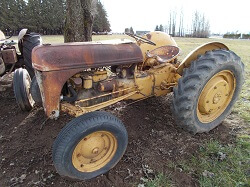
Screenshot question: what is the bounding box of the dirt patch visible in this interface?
[0,86,245,187]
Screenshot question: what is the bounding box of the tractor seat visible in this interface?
[146,45,180,63]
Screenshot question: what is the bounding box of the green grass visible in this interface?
[144,173,172,187]
[148,135,250,187]
[187,135,250,187]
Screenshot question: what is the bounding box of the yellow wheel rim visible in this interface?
[197,70,236,123]
[72,131,117,173]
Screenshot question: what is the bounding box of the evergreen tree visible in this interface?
[159,24,164,32]
[93,1,110,33]
[129,27,134,34]
[155,25,159,31]
[0,0,109,36]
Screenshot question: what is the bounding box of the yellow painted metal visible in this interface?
[177,42,229,75]
[61,90,138,117]
[197,70,236,123]
[128,63,178,99]
[138,32,177,61]
[72,131,117,172]
[83,76,93,89]
[93,71,108,82]
[148,64,177,96]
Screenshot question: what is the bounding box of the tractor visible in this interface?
[0,29,42,78]
[13,31,244,180]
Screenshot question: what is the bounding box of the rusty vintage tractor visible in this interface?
[13,31,244,180]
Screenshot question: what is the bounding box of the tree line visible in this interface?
[0,0,110,36]
[155,10,210,38]
[223,33,250,39]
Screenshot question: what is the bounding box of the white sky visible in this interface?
[101,0,250,34]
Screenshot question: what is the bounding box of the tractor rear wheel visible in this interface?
[13,68,34,111]
[52,111,128,180]
[173,49,244,134]
[20,33,42,78]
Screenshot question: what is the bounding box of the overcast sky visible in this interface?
[101,0,250,34]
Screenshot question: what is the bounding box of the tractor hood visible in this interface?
[32,41,143,72]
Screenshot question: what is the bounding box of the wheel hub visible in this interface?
[197,70,236,123]
[72,131,117,172]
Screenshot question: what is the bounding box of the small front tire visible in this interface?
[52,111,128,180]
[13,68,35,111]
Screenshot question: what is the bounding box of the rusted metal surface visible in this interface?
[71,77,82,89]
[98,80,118,92]
[146,45,180,63]
[32,43,143,71]
[1,49,18,64]
[32,42,143,118]
[146,33,152,40]
[35,68,84,118]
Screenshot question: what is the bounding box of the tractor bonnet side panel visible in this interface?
[32,42,143,71]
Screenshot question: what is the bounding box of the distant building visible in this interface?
[136,31,150,36]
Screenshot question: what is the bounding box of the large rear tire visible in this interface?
[52,111,128,180]
[172,49,244,134]
[13,68,34,111]
[20,33,42,78]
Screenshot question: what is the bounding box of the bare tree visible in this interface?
[168,10,177,36]
[64,0,97,42]
[168,12,172,34]
[192,11,210,38]
[178,9,184,37]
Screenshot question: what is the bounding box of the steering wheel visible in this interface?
[126,33,156,46]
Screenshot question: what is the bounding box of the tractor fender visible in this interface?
[177,42,229,75]
[0,30,5,41]
[18,28,28,42]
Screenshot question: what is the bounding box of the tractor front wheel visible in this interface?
[52,111,128,180]
[13,68,35,111]
[173,49,244,134]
